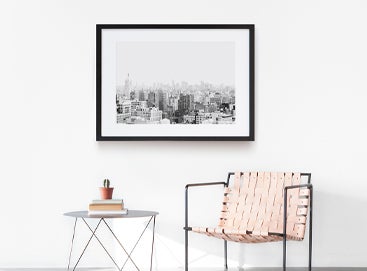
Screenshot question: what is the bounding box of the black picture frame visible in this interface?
[96,24,255,141]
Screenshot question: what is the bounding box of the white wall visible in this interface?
[1,0,367,268]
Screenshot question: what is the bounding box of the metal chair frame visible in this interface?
[184,172,313,271]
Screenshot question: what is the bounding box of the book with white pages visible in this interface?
[88,209,128,215]
[91,199,123,204]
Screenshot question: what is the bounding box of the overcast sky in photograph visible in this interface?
[116,41,235,87]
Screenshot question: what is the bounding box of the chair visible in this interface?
[184,172,313,271]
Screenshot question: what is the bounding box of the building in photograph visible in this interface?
[138,90,146,101]
[158,90,168,112]
[148,91,157,108]
[117,100,131,123]
[123,73,132,98]
[150,107,163,123]
[116,74,235,125]
[178,94,194,115]
[210,92,222,106]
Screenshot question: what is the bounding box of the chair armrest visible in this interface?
[185,181,227,231]
[284,183,313,191]
[186,181,227,189]
[283,183,313,238]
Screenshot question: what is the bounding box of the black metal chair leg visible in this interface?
[283,183,313,271]
[224,240,228,269]
[185,229,188,271]
[309,186,313,271]
[283,237,287,271]
[283,187,288,271]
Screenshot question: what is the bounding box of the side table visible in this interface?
[64,210,158,271]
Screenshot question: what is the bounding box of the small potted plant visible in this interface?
[99,178,114,200]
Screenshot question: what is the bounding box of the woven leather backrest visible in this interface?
[218,172,310,240]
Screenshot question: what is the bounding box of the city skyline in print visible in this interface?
[115,41,236,125]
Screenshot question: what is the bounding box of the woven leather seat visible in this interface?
[184,171,313,271]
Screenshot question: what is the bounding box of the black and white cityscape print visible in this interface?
[116,42,236,124]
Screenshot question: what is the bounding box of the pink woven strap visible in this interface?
[217,171,310,241]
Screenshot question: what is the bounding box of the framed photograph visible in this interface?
[96,24,254,141]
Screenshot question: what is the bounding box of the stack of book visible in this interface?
[88,199,128,215]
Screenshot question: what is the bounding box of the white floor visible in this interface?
[0,268,366,271]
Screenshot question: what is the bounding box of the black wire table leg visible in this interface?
[64,210,158,271]
[72,218,103,271]
[102,218,141,271]
[150,215,156,271]
[81,218,121,270]
[67,218,78,270]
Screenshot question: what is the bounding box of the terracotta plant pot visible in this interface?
[99,187,114,200]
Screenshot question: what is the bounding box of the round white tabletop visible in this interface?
[64,210,158,219]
